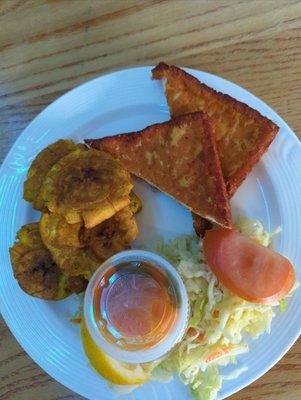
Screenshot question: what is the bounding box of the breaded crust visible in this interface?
[152,62,279,197]
[86,113,232,228]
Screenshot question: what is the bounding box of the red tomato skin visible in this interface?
[203,229,295,304]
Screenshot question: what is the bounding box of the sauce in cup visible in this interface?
[84,250,189,363]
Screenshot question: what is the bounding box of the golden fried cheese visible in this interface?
[86,113,232,228]
[152,62,279,197]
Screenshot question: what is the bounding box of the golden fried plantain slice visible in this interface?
[40,213,83,248]
[41,148,133,228]
[11,244,66,300]
[9,223,87,300]
[40,216,99,277]
[17,223,44,248]
[129,191,142,214]
[24,140,82,211]
[47,245,99,278]
[40,214,99,277]
[82,206,138,261]
[66,275,88,294]
[81,195,130,229]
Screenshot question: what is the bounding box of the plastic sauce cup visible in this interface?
[84,250,189,363]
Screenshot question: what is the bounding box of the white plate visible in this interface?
[0,66,300,400]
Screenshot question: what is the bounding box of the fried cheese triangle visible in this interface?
[86,113,232,228]
[152,62,279,197]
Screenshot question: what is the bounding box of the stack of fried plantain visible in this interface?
[10,140,140,300]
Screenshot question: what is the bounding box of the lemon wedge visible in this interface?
[81,321,149,385]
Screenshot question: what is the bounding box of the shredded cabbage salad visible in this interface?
[145,217,292,400]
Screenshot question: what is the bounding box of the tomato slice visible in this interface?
[203,229,295,304]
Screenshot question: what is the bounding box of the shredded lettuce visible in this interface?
[279,298,287,313]
[235,216,281,247]
[148,217,289,400]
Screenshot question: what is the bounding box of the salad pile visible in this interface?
[148,217,293,400]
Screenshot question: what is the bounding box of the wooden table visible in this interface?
[0,1,300,399]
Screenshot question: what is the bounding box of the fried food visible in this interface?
[39,216,98,277]
[152,62,279,197]
[14,138,140,293]
[82,206,138,261]
[86,113,232,228]
[40,210,138,278]
[47,245,99,278]
[9,223,87,300]
[40,205,138,276]
[23,140,80,211]
[16,222,44,248]
[66,275,88,294]
[40,213,83,248]
[80,195,129,228]
[129,191,142,214]
[41,147,133,228]
[192,213,213,237]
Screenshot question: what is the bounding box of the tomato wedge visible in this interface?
[203,229,295,304]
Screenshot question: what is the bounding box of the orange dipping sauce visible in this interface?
[84,250,189,363]
[93,261,178,351]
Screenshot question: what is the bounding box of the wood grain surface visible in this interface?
[0,1,300,399]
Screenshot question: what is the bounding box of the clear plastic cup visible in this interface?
[84,250,189,363]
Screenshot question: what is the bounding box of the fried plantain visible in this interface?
[41,148,133,228]
[16,223,44,248]
[40,207,138,276]
[80,195,130,229]
[24,140,82,211]
[46,245,99,278]
[9,223,87,300]
[66,275,88,294]
[40,215,99,277]
[40,213,83,248]
[129,191,142,214]
[82,206,138,261]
